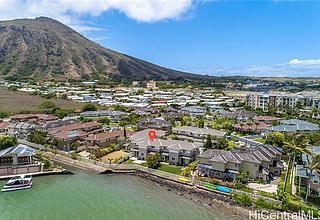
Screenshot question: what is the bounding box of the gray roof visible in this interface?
[0,144,35,157]
[129,129,167,143]
[280,119,317,126]
[199,145,280,165]
[172,126,226,137]
[181,106,206,113]
[9,122,42,130]
[134,138,201,152]
[80,110,128,117]
[137,118,171,129]
[268,124,319,132]
[296,164,320,181]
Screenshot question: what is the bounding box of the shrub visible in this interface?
[282,194,303,212]
[70,152,78,160]
[43,158,52,169]
[0,136,17,150]
[82,103,97,112]
[255,198,276,210]
[0,111,9,119]
[233,194,253,207]
[146,154,161,169]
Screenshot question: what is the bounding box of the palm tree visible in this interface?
[284,133,310,158]
[305,154,320,201]
[284,133,309,193]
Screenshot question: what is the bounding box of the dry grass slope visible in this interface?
[0,89,83,113]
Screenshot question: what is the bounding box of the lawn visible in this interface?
[158,164,183,175]
[0,89,83,113]
[139,162,183,175]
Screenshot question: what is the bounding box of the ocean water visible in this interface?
[0,168,241,220]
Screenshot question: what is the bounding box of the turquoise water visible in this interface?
[0,168,240,220]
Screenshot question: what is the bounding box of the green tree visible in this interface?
[181,161,198,177]
[181,116,192,126]
[146,154,161,169]
[97,117,111,125]
[307,132,320,146]
[265,132,285,147]
[203,135,213,150]
[53,109,68,119]
[284,133,309,157]
[82,103,97,112]
[39,100,57,109]
[234,169,250,189]
[53,138,65,149]
[79,116,93,123]
[215,137,229,150]
[70,141,80,150]
[0,136,17,150]
[0,112,9,119]
[28,131,47,145]
[197,118,205,128]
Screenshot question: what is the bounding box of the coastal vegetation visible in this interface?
[0,136,17,150]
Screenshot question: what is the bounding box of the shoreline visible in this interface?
[132,171,250,219]
[41,152,306,220]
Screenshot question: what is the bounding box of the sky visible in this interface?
[0,0,320,77]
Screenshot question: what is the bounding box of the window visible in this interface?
[172,157,175,161]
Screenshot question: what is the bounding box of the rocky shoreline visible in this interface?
[131,171,251,219]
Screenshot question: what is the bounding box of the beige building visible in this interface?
[146,80,157,90]
[197,146,282,182]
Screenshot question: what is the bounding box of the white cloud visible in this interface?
[288,58,320,66]
[187,59,320,77]
[0,0,195,32]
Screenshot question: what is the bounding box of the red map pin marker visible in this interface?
[148,129,156,142]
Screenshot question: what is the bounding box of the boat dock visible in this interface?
[0,169,73,181]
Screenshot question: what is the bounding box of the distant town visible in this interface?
[0,78,319,218]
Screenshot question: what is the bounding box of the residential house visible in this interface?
[7,122,42,138]
[233,121,271,134]
[146,80,157,90]
[128,131,201,166]
[296,146,320,196]
[0,144,41,176]
[267,119,320,133]
[172,126,226,143]
[80,110,128,120]
[0,122,10,134]
[49,122,102,146]
[137,118,172,131]
[85,130,126,148]
[181,106,206,117]
[10,114,38,122]
[197,146,282,182]
[253,116,280,125]
[36,114,59,123]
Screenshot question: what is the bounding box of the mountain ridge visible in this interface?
[0,17,213,82]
